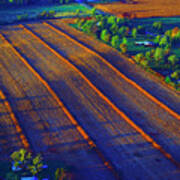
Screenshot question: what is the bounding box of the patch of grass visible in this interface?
[0,3,91,25]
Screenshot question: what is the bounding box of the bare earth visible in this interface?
[94,0,180,18]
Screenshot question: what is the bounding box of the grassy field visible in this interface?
[0,3,92,25]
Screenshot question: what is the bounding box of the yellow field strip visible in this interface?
[0,32,120,179]
[18,24,180,169]
[44,21,180,120]
[0,89,30,150]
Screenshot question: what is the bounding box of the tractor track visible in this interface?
[1,23,180,179]
[21,23,180,169]
[0,32,120,179]
[43,20,180,120]
[0,89,31,153]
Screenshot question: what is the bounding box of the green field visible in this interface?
[0,3,91,24]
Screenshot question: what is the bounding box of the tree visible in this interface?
[159,36,168,47]
[165,76,171,84]
[172,27,179,38]
[100,29,111,43]
[91,7,97,17]
[132,28,137,38]
[165,30,172,40]
[122,37,128,45]
[111,35,120,49]
[153,21,163,32]
[154,48,164,61]
[77,19,85,29]
[107,15,116,25]
[134,53,145,64]
[164,44,171,56]
[110,23,119,35]
[154,35,161,44]
[145,51,153,61]
[118,26,129,37]
[168,54,179,65]
[120,43,127,54]
[140,59,149,68]
[81,20,95,34]
[171,70,180,80]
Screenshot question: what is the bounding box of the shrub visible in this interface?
[132,28,137,38]
[153,21,163,32]
[81,20,95,34]
[91,7,97,17]
[159,36,168,47]
[16,13,28,21]
[145,51,153,61]
[27,154,43,176]
[120,43,127,54]
[110,23,119,35]
[154,35,161,44]
[122,37,128,45]
[48,10,56,17]
[100,29,111,43]
[165,76,171,83]
[107,15,116,25]
[77,19,85,29]
[118,26,129,37]
[170,70,180,80]
[10,148,31,170]
[55,168,67,180]
[140,59,149,68]
[111,35,120,49]
[154,48,164,61]
[134,53,145,64]
[168,54,179,65]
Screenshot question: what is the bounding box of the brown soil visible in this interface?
[94,0,180,18]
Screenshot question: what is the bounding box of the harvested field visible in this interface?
[0,89,24,161]
[93,0,180,18]
[0,20,180,179]
[0,33,115,179]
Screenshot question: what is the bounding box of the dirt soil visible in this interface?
[93,0,180,18]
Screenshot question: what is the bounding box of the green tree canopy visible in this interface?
[107,15,117,25]
[120,43,127,54]
[159,35,168,47]
[134,53,145,64]
[100,29,111,43]
[111,35,120,49]
[153,21,163,32]
[168,54,179,65]
[154,48,164,61]
[132,28,137,38]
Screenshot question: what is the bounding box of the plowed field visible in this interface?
[0,20,180,179]
[94,0,180,18]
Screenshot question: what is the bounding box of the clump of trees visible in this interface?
[76,15,180,89]
[77,14,133,53]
